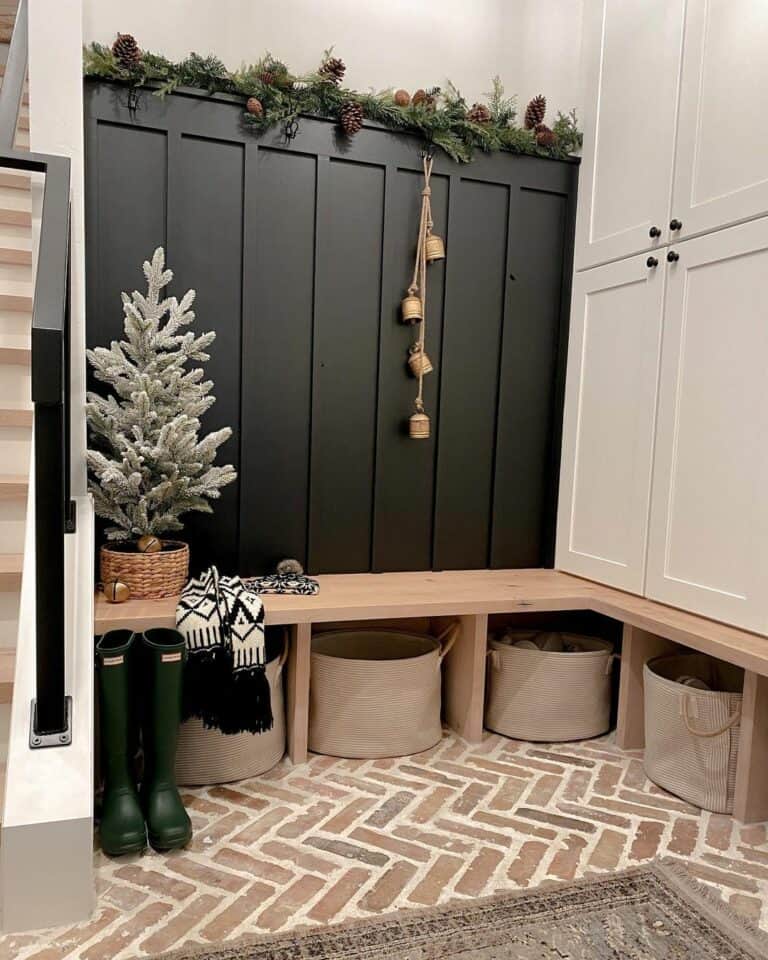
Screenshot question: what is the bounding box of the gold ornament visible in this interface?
[137,534,162,554]
[424,233,445,262]
[394,89,411,107]
[408,344,433,377]
[401,293,424,325]
[104,579,131,603]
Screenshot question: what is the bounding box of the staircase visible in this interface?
[0,0,30,804]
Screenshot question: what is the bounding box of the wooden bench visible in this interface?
[94,568,768,823]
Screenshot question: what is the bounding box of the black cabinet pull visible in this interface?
[667,250,679,263]
[646,256,659,268]
[669,218,683,231]
[649,226,661,238]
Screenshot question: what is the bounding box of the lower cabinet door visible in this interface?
[647,217,768,633]
[556,253,664,592]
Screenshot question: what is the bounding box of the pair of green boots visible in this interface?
[96,627,192,856]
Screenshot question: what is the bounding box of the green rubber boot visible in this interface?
[96,630,146,856]
[140,628,192,851]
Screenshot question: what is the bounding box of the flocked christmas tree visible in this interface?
[86,248,236,541]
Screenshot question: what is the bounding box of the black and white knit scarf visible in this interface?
[176,566,272,735]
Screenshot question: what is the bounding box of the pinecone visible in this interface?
[412,88,427,106]
[339,100,364,136]
[535,123,557,147]
[112,33,141,70]
[467,103,491,124]
[524,94,547,129]
[246,97,263,118]
[320,56,346,85]
[394,89,411,107]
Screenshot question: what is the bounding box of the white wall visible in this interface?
[83,0,584,117]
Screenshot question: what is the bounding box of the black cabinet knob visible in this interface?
[646,256,659,268]
[669,218,683,231]
[667,250,679,262]
[649,226,661,238]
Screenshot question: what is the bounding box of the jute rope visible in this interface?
[412,155,434,415]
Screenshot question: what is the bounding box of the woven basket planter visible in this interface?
[644,653,743,814]
[176,642,288,786]
[308,623,458,759]
[100,540,189,599]
[485,631,615,742]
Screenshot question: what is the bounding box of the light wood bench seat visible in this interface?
[94,568,768,823]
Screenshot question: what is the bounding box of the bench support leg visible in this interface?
[733,671,768,824]
[441,613,487,743]
[616,625,682,750]
[286,622,312,765]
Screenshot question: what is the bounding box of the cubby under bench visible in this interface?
[94,568,768,824]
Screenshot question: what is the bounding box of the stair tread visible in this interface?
[0,171,31,191]
[0,648,15,704]
[0,207,30,226]
[0,335,30,363]
[0,245,31,265]
[0,554,22,573]
[0,403,32,427]
[0,290,31,311]
[0,473,26,494]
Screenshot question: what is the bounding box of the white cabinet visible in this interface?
[575,0,685,271]
[671,0,768,242]
[646,218,768,633]
[556,253,664,591]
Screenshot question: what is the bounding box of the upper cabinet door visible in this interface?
[556,253,664,592]
[671,1,768,241]
[575,0,685,272]
[647,217,768,634]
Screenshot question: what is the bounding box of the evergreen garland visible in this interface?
[83,41,582,164]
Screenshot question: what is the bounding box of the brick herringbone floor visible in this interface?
[2,731,768,958]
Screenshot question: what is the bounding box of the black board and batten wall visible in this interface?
[84,83,578,576]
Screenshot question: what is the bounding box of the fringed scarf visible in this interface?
[176,566,272,735]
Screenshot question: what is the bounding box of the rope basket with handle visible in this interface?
[644,653,744,813]
[309,622,458,759]
[100,540,189,599]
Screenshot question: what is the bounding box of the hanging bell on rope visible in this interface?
[401,291,424,325]
[408,343,434,377]
[409,401,431,439]
[424,232,445,262]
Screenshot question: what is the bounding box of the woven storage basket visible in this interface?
[644,653,743,814]
[308,623,458,759]
[100,541,189,599]
[484,631,614,742]
[175,640,287,786]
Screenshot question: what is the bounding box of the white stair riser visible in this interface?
[0,426,30,473]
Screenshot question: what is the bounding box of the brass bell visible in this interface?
[104,579,131,603]
[409,409,430,439]
[408,344,434,377]
[137,534,162,554]
[424,233,445,262]
[401,293,424,325]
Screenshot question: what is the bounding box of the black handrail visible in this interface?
[0,0,76,744]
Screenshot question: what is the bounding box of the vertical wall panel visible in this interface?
[88,123,167,348]
[491,189,568,567]
[372,168,448,572]
[309,160,385,573]
[86,88,577,576]
[168,136,244,572]
[240,148,317,574]
[433,179,510,569]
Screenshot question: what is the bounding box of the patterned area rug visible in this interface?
[154,860,768,959]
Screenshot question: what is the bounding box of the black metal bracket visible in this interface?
[65,499,77,534]
[30,696,72,749]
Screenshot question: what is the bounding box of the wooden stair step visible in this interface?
[0,474,26,498]
[0,402,31,427]
[0,336,30,364]
[0,291,31,312]
[0,648,15,704]
[0,245,31,265]
[0,554,22,590]
[0,207,30,228]
[0,171,30,191]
